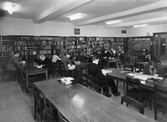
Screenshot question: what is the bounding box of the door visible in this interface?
[153,33,167,60]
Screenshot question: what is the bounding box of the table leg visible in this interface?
[25,74,29,93]
[45,71,48,80]
[123,82,127,95]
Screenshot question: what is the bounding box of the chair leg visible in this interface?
[34,99,37,120]
[149,95,152,110]
[116,80,118,88]
[1,72,4,83]
[153,102,157,120]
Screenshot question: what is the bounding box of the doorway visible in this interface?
[153,33,167,60]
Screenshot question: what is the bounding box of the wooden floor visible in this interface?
[0,81,35,122]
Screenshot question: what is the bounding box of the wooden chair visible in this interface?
[126,76,152,110]
[57,111,69,122]
[121,96,144,114]
[33,85,44,121]
[81,67,89,87]
[134,62,145,72]
[50,62,59,78]
[118,54,124,69]
[153,84,167,121]
[58,61,69,77]
[16,67,27,92]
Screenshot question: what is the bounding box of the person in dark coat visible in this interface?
[87,55,120,97]
[67,61,82,84]
[39,54,53,75]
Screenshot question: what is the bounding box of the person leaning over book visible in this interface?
[6,51,22,71]
[6,51,23,81]
[67,61,82,84]
[143,60,165,78]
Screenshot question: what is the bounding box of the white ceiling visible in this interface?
[0,0,167,28]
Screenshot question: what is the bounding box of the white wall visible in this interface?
[126,23,167,37]
[1,17,166,37]
[0,17,126,37]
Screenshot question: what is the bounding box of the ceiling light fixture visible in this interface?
[133,24,148,28]
[68,13,85,21]
[3,2,18,14]
[106,20,122,25]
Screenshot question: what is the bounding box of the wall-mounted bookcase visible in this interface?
[0,35,125,64]
[111,37,124,51]
[0,36,15,62]
[126,36,152,55]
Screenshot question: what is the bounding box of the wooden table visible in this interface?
[22,67,48,92]
[34,79,156,122]
[107,68,166,91]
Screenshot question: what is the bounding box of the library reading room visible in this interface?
[0,0,167,122]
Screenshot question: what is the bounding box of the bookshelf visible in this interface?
[66,36,77,57]
[77,36,87,56]
[39,36,53,59]
[103,37,112,50]
[53,36,65,54]
[0,36,15,62]
[111,37,124,51]
[0,35,125,64]
[126,36,152,55]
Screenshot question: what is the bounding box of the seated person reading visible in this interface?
[143,60,165,78]
[67,61,82,84]
[87,54,120,97]
[37,54,53,75]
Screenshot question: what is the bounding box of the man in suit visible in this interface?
[39,54,53,75]
[143,60,165,78]
[87,55,120,97]
[67,61,82,84]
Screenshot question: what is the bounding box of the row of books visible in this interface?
[0,46,14,51]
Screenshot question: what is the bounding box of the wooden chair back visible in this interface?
[81,67,89,87]
[126,77,142,102]
[121,96,144,114]
[153,84,167,121]
[33,85,44,121]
